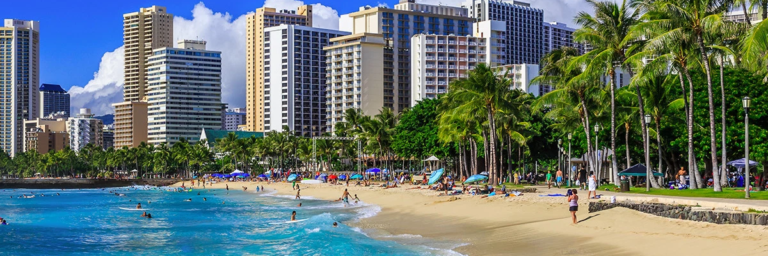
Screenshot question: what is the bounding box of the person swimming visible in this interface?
[1,219,7,225]
[141,211,147,217]
[136,203,142,209]
[291,211,296,221]
[203,197,207,201]
[332,222,338,227]
[184,198,192,202]
[297,203,302,207]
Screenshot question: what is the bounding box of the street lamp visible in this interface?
[743,96,751,198]
[568,132,573,186]
[644,114,652,192]
[558,138,562,173]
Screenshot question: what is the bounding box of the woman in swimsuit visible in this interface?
[567,189,578,224]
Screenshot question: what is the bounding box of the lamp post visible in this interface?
[644,114,652,192]
[743,96,751,198]
[568,133,573,186]
[594,125,600,177]
[557,139,563,174]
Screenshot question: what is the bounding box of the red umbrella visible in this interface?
[329,175,338,180]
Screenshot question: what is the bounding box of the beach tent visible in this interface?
[366,168,381,173]
[428,168,445,185]
[329,174,338,180]
[618,164,663,177]
[464,174,488,184]
[350,174,363,180]
[231,170,244,175]
[287,174,298,182]
[257,174,268,179]
[727,158,758,168]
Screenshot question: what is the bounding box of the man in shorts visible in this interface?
[546,171,553,189]
[556,169,563,188]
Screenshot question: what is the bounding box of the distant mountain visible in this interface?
[95,114,114,125]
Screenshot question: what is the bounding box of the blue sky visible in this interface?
[0,0,588,114]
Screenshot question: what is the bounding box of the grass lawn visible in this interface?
[596,184,768,200]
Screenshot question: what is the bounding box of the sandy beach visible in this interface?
[173,180,768,255]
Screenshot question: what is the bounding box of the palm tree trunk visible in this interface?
[486,106,498,184]
[634,75,660,188]
[696,34,722,192]
[470,137,478,175]
[743,3,753,26]
[719,56,728,187]
[625,122,631,169]
[609,69,619,185]
[655,118,663,186]
[579,94,596,176]
[683,69,702,189]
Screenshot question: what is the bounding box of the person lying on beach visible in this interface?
[291,211,297,221]
[333,197,343,202]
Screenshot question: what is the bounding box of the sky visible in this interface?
[0,0,606,115]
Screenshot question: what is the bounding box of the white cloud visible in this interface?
[174,2,248,110]
[264,0,341,29]
[68,46,124,115]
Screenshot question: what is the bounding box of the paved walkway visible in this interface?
[529,185,768,212]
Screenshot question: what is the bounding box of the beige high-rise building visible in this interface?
[24,118,67,154]
[324,33,385,131]
[113,101,148,148]
[1,19,40,157]
[245,6,312,132]
[114,6,173,148]
[122,5,173,102]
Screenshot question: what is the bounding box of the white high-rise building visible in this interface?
[0,19,40,156]
[464,0,543,65]
[67,108,103,152]
[263,25,349,136]
[543,22,583,55]
[146,40,222,145]
[495,64,540,96]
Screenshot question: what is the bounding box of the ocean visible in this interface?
[0,186,459,255]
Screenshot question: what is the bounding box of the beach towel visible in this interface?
[540,194,566,197]
[511,191,522,196]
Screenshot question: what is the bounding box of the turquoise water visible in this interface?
[0,186,456,255]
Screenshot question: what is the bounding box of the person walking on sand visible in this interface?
[546,171,553,189]
[556,169,563,188]
[587,171,597,199]
[567,189,579,224]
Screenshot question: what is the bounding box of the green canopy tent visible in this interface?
[619,164,663,177]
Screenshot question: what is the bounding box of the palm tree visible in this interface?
[575,0,641,185]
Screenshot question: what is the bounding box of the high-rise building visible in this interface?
[146,40,222,145]
[102,126,114,150]
[464,0,543,65]
[410,33,506,105]
[0,19,40,156]
[245,6,313,132]
[342,0,474,113]
[113,101,148,148]
[115,6,173,148]
[229,108,246,114]
[495,64,540,95]
[224,112,246,131]
[325,33,386,131]
[39,83,70,118]
[724,9,763,24]
[543,22,583,55]
[263,25,349,136]
[24,118,67,154]
[67,108,103,152]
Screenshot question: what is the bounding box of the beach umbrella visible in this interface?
[727,158,758,169]
[365,168,381,173]
[618,164,663,177]
[240,173,251,177]
[223,174,232,178]
[428,168,445,185]
[231,170,244,175]
[463,174,488,184]
[339,175,347,180]
[329,174,338,180]
[316,174,328,180]
[350,174,363,180]
[257,174,268,179]
[287,174,298,182]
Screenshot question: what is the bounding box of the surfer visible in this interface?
[291,211,296,221]
[136,203,142,209]
[295,189,301,200]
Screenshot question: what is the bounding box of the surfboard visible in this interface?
[269,218,308,225]
[118,207,150,211]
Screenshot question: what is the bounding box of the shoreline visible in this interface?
[172,180,768,255]
[0,178,181,189]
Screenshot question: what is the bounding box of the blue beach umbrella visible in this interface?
[223,174,232,178]
[366,168,381,173]
[339,175,347,180]
[428,168,445,185]
[287,174,298,182]
[350,174,363,180]
[257,174,268,179]
[316,174,327,180]
[463,174,488,184]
